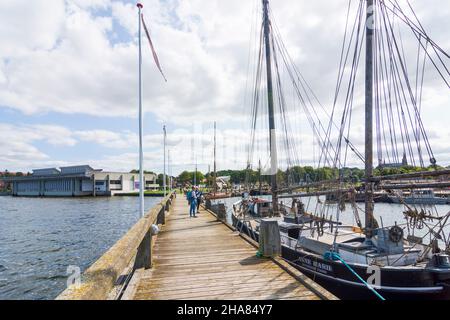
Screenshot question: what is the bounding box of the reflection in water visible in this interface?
[0,196,161,300]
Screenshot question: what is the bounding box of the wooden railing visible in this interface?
[57,192,176,300]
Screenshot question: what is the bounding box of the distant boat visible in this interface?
[389,189,448,205]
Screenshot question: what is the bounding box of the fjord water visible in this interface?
[0,196,162,300]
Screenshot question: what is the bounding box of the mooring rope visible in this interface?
[324,251,386,301]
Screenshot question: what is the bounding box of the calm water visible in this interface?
[0,196,162,300]
[215,196,450,241]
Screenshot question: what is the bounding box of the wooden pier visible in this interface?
[58,193,336,301]
[122,198,334,300]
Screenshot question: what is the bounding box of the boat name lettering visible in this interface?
[298,257,333,272]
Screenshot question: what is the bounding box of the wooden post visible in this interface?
[216,203,227,221]
[259,218,281,257]
[157,205,166,225]
[165,199,170,212]
[205,199,212,210]
[134,231,152,269]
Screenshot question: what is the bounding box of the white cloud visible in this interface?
[75,129,135,149]
[1,118,449,174]
[1,0,448,124]
[0,0,449,172]
[0,123,76,170]
[71,0,110,10]
[32,124,78,146]
[0,0,244,124]
[0,0,65,57]
[111,1,137,35]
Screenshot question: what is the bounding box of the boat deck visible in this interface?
[122,197,333,300]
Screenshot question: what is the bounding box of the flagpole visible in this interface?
[163,125,167,197]
[137,3,145,217]
[168,149,172,194]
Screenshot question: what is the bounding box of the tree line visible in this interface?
[172,164,447,186]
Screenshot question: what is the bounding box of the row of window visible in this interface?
[16,180,73,192]
[16,178,154,193]
[17,181,40,192]
[45,180,73,192]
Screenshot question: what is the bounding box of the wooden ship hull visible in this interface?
[232,214,450,300]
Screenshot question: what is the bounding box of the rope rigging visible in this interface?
[246,1,365,188]
[288,0,447,252]
[326,0,447,175]
[243,0,449,253]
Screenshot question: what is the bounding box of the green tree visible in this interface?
[177,171,205,185]
[178,171,192,184]
[194,172,205,184]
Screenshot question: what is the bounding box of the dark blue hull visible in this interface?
[232,215,450,300]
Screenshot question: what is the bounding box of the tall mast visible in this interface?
[259,159,262,195]
[137,3,145,217]
[194,157,197,186]
[262,0,279,215]
[365,0,375,239]
[213,121,217,195]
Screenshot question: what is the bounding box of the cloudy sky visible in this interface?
[0,0,449,175]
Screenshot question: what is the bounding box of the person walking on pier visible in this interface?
[196,187,203,214]
[188,186,198,218]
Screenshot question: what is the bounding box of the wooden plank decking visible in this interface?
[123,197,330,300]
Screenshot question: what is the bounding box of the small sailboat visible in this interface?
[233,0,450,300]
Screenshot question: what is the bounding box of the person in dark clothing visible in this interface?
[196,187,203,214]
[188,186,198,218]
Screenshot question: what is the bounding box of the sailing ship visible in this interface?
[233,0,450,300]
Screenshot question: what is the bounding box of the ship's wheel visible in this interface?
[389,225,404,243]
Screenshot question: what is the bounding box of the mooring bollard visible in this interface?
[259,218,281,257]
[134,230,153,269]
[205,199,212,210]
[157,205,166,225]
[216,203,227,221]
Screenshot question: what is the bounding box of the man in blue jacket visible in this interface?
[188,186,198,218]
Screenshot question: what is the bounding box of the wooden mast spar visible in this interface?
[365,0,375,240]
[262,0,279,216]
[214,121,217,195]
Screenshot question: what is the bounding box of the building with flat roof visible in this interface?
[4,165,158,197]
[378,153,408,170]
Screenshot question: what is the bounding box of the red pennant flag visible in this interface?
[141,13,167,82]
